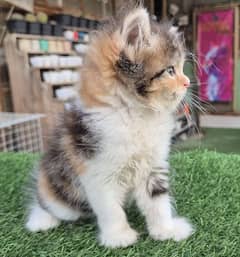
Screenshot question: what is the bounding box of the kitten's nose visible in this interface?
[183,76,190,88]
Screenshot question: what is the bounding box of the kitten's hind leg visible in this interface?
[135,169,194,241]
[26,170,81,232]
[26,202,60,232]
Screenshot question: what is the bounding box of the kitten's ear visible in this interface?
[121,8,151,47]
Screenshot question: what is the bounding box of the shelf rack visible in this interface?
[4,31,89,148]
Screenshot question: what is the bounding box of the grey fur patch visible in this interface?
[147,171,169,197]
[115,51,144,80]
[116,52,150,97]
[64,108,100,159]
[41,147,91,213]
[38,106,98,213]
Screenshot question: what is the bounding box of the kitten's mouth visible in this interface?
[165,91,185,103]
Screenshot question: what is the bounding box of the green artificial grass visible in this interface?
[0,150,240,257]
[175,128,240,154]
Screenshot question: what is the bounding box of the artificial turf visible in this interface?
[0,150,239,257]
[175,128,240,154]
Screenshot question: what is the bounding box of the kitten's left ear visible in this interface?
[121,8,151,47]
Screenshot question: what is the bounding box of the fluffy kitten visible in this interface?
[26,6,193,248]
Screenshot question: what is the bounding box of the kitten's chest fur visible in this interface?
[97,108,174,186]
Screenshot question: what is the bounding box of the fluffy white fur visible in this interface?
[26,203,60,232]
[80,106,193,247]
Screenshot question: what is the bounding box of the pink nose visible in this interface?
[183,77,190,88]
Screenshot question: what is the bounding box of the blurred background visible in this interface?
[0,0,239,154]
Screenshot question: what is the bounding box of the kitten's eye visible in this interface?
[166,66,175,76]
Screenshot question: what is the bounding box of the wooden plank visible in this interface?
[192,9,197,81]
[162,0,167,18]
[0,128,7,151]
[31,65,81,70]
[26,50,76,55]
[13,33,66,41]
[233,59,240,113]
[63,26,90,33]
[34,0,62,15]
[0,89,3,112]
[200,114,240,128]
[4,34,33,113]
[44,81,78,86]
[233,6,240,112]
[3,0,33,12]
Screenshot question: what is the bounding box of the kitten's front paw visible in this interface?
[150,217,194,242]
[100,225,138,248]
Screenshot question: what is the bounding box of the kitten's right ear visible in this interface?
[120,7,151,47]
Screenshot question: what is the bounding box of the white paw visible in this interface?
[100,225,138,248]
[150,217,194,241]
[26,204,60,232]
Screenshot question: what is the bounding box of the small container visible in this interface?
[71,16,79,27]
[78,31,85,41]
[86,19,95,29]
[42,56,51,67]
[63,30,74,40]
[56,41,64,52]
[63,41,72,52]
[94,20,100,29]
[30,56,41,67]
[72,71,79,82]
[78,17,87,28]
[74,43,88,54]
[49,40,57,52]
[52,14,72,26]
[41,23,52,35]
[78,32,89,42]
[39,39,49,52]
[50,55,59,67]
[31,40,40,52]
[59,56,67,67]
[73,31,78,41]
[83,33,89,42]
[7,20,27,34]
[18,39,31,52]
[28,22,41,35]
[52,24,63,36]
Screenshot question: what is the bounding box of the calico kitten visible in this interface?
[26,6,193,248]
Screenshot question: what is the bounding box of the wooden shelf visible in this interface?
[4,29,89,147]
[71,40,88,44]
[44,81,79,86]
[26,50,76,55]
[13,33,67,41]
[14,33,89,44]
[63,26,90,33]
[32,65,81,70]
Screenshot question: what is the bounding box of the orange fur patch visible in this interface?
[79,34,121,108]
[38,170,57,202]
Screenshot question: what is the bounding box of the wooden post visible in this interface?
[162,0,167,18]
[233,6,240,113]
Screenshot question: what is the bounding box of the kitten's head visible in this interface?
[81,6,189,112]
